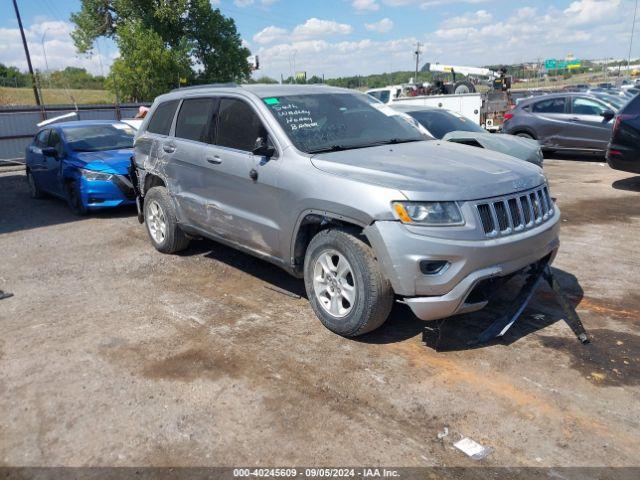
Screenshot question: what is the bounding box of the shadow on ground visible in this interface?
[0,171,136,235]
[612,175,640,193]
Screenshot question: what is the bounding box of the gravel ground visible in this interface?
[0,159,638,468]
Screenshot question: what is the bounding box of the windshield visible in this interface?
[261,93,423,153]
[407,110,485,139]
[62,124,135,152]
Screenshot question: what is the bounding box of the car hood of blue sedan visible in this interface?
[70,149,133,175]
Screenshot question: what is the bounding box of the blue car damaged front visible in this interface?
[25,120,136,214]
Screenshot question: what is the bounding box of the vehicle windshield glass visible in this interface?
[407,110,485,139]
[594,95,624,110]
[62,124,135,152]
[261,93,423,153]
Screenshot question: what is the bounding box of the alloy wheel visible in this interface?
[312,249,356,318]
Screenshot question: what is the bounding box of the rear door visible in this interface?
[567,96,614,151]
[27,130,50,188]
[136,100,180,176]
[167,96,221,230]
[529,97,574,148]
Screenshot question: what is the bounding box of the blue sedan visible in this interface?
[25,120,137,214]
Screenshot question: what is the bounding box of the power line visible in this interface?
[12,0,44,118]
[628,0,638,75]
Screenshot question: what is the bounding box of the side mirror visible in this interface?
[601,109,615,122]
[41,147,58,157]
[252,136,276,158]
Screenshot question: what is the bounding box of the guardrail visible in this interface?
[0,103,149,160]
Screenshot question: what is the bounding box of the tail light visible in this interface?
[504,112,514,121]
[612,114,633,136]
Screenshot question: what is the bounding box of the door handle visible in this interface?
[163,143,176,153]
[206,155,222,165]
[570,117,580,121]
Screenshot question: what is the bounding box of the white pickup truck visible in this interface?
[366,85,501,131]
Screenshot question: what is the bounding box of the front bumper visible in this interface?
[79,174,136,209]
[364,207,560,321]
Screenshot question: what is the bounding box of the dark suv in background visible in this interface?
[607,94,640,174]
[503,92,616,155]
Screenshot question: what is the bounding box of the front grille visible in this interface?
[113,174,136,200]
[475,185,554,237]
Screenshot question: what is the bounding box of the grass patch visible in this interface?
[0,87,115,106]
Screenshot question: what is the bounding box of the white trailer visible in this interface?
[366,87,485,129]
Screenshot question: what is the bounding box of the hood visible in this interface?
[442,131,543,166]
[70,149,133,174]
[310,140,545,201]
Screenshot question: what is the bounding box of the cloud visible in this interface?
[564,0,621,25]
[254,36,438,79]
[352,0,379,11]
[291,18,353,39]
[443,10,492,28]
[233,0,253,6]
[253,26,288,45]
[365,18,394,34]
[0,20,114,76]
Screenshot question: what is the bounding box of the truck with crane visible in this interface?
[366,62,514,132]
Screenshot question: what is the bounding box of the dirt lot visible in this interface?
[0,159,638,468]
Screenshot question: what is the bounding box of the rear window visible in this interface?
[147,100,179,135]
[175,98,218,144]
[408,110,484,139]
[532,98,565,113]
[368,90,390,103]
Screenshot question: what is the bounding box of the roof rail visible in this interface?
[170,82,238,92]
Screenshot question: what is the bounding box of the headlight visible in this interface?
[80,168,113,181]
[392,201,464,226]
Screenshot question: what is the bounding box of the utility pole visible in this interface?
[12,0,44,119]
[628,0,638,78]
[414,42,422,83]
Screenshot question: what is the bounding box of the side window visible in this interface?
[532,98,566,114]
[35,130,49,147]
[174,97,218,144]
[216,98,266,152]
[147,100,179,135]
[572,97,606,116]
[48,130,64,156]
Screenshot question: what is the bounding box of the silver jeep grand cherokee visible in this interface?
[133,84,560,337]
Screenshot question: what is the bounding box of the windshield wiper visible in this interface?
[308,138,422,154]
[307,145,348,154]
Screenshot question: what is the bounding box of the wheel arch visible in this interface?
[290,210,368,276]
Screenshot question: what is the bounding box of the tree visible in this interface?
[106,20,191,102]
[70,0,251,100]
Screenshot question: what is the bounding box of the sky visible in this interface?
[0,0,636,80]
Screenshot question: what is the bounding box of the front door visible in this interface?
[567,96,615,151]
[206,97,281,257]
[28,130,50,189]
[42,129,65,196]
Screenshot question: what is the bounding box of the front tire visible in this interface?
[143,186,190,254]
[65,180,86,215]
[304,229,394,337]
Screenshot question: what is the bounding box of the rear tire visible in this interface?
[304,229,394,337]
[26,169,44,199]
[143,186,190,254]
